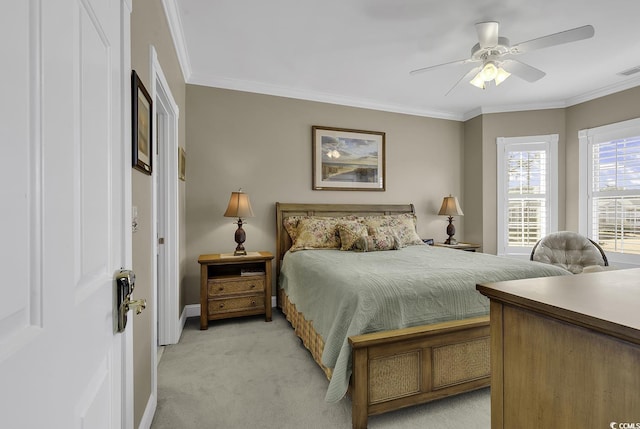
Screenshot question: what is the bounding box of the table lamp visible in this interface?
[438,195,464,245]
[223,189,254,255]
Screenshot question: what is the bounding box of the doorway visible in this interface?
[150,45,180,348]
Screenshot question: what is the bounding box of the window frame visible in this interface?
[497,134,559,257]
[579,117,640,266]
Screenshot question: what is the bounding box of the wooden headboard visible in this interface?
[275,202,415,280]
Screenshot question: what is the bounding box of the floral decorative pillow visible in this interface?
[283,216,308,242]
[352,230,401,252]
[359,214,423,247]
[369,227,404,248]
[337,222,368,251]
[289,217,345,251]
[284,215,357,244]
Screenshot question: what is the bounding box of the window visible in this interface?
[497,135,558,257]
[579,118,640,263]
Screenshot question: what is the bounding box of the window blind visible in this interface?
[591,136,640,255]
[507,150,547,246]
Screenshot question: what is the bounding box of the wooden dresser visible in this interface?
[198,251,274,330]
[477,268,640,429]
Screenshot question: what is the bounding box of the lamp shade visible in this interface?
[223,191,254,219]
[438,195,464,217]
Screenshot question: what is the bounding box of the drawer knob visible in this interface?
[219,303,225,308]
[250,300,256,306]
[250,284,255,289]
[218,287,224,291]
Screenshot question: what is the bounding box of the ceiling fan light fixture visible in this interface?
[480,61,498,81]
[470,73,486,89]
[412,22,595,94]
[470,62,511,89]
[494,67,511,86]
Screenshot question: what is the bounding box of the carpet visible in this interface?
[151,311,490,429]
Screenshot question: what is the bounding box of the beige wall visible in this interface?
[463,85,640,255]
[185,85,465,305]
[565,86,640,231]
[131,0,187,426]
[463,116,483,247]
[477,109,566,254]
[130,177,153,428]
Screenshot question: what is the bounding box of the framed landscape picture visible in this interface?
[132,70,152,175]
[312,126,386,191]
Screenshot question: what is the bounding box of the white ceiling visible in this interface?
[169,0,640,120]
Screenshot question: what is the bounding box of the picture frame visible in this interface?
[312,126,385,191]
[132,70,152,175]
[178,147,186,181]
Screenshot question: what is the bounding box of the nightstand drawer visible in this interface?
[208,276,265,297]
[209,295,265,314]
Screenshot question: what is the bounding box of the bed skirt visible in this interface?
[279,287,334,381]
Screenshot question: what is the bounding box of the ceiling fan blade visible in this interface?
[511,25,594,54]
[502,59,546,82]
[475,21,499,48]
[445,66,482,96]
[409,58,472,75]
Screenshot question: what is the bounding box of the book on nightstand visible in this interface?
[240,269,265,276]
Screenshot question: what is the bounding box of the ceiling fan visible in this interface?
[410,21,595,94]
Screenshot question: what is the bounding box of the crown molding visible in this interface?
[462,78,640,121]
[161,0,192,81]
[462,100,567,121]
[565,75,640,107]
[187,72,464,121]
[189,71,640,123]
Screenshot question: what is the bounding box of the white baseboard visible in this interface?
[137,392,157,429]
[183,303,200,319]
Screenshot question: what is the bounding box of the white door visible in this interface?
[0,1,132,428]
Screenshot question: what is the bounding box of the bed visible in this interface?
[275,202,570,428]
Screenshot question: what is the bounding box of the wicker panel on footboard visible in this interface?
[349,317,490,429]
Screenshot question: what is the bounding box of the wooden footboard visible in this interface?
[349,316,490,429]
[280,287,490,429]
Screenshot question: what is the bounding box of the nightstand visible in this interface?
[198,251,274,330]
[433,242,481,252]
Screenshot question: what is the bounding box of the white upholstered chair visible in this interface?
[530,231,608,274]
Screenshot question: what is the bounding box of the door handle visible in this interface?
[127,298,147,315]
[114,269,146,333]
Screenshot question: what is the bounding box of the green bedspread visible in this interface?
[279,244,570,403]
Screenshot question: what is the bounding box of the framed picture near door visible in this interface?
[132,70,152,175]
[178,147,186,181]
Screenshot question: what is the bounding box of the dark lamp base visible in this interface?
[444,216,457,245]
[233,218,248,256]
